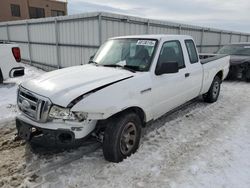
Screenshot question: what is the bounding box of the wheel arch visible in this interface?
[215,70,223,81]
[96,106,147,132]
[112,106,146,126]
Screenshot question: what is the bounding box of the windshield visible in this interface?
[217,44,250,56]
[92,38,158,71]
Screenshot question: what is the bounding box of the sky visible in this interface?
[68,0,250,33]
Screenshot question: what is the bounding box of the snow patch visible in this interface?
[0,63,44,125]
[0,64,250,188]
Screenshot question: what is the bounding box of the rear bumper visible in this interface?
[9,67,24,78]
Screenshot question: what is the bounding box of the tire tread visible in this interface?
[103,112,141,163]
[203,76,221,103]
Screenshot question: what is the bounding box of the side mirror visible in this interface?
[155,62,179,75]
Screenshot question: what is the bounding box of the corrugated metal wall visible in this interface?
[0,12,250,71]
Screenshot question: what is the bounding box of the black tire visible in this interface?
[103,112,142,163]
[0,69,3,84]
[203,76,221,103]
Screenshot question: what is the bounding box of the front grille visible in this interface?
[17,86,52,122]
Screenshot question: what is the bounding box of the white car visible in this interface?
[0,42,24,83]
[16,35,229,162]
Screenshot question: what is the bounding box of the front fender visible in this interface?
[70,73,153,121]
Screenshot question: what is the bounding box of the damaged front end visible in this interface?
[16,118,77,147]
[227,61,250,82]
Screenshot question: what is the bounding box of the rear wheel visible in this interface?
[203,76,221,103]
[103,112,142,163]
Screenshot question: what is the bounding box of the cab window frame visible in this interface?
[155,40,186,75]
[185,39,199,64]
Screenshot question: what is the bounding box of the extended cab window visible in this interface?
[157,41,185,69]
[185,40,199,64]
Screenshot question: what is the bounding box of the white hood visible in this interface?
[21,64,134,107]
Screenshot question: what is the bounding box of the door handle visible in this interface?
[185,73,190,78]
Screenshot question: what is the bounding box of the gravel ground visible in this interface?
[0,64,249,188]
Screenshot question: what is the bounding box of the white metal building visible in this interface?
[0,12,249,71]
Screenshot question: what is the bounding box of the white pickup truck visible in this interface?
[16,35,229,162]
[0,42,24,83]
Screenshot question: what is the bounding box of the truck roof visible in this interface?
[111,34,193,41]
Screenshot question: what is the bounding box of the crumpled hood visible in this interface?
[21,64,134,107]
[230,55,250,65]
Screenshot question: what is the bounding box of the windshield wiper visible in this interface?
[102,64,136,73]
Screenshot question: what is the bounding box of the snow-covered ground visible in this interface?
[0,64,250,188]
[0,63,44,124]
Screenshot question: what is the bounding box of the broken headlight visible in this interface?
[49,105,88,121]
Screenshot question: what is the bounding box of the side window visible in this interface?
[185,40,199,64]
[157,41,185,69]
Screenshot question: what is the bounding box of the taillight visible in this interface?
[12,47,21,62]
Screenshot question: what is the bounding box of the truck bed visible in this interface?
[199,54,229,64]
[0,43,24,81]
[199,54,230,95]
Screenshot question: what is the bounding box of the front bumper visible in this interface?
[16,114,97,147]
[17,114,97,139]
[16,118,79,147]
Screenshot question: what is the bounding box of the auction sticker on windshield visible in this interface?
[137,40,156,46]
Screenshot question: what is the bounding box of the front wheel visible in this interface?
[203,76,221,103]
[103,112,142,163]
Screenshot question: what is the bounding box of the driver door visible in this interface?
[151,40,191,119]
